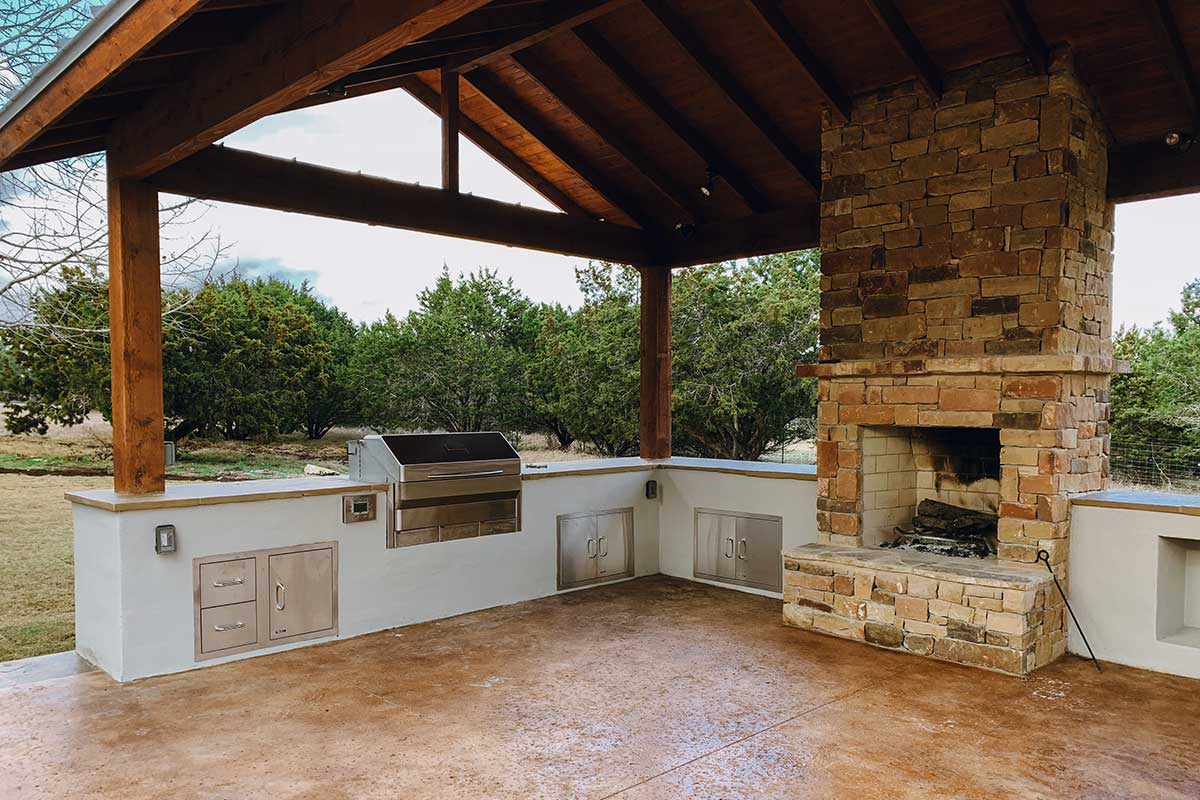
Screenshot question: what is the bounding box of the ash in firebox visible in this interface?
[882,498,998,559]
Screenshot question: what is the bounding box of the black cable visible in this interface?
[1037,549,1101,673]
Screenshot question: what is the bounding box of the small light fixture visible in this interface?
[699,167,719,197]
[674,222,695,239]
[1165,131,1194,151]
[326,82,348,99]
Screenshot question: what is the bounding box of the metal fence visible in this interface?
[1109,435,1200,491]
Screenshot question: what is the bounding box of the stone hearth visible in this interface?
[787,50,1116,674]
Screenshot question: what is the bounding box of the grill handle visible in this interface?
[426,469,506,479]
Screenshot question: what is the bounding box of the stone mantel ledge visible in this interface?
[65,477,390,513]
[784,543,1052,590]
[795,355,1129,379]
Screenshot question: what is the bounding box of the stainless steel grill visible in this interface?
[348,433,521,548]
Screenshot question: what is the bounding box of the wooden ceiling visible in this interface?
[2,0,1200,262]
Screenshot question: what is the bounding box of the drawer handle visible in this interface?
[213,621,245,632]
[737,539,747,560]
[275,581,286,611]
[598,536,609,558]
[211,577,245,588]
[586,538,597,559]
[725,537,735,558]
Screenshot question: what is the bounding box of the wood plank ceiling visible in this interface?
[4,0,1200,255]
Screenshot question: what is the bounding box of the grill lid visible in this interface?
[379,432,518,465]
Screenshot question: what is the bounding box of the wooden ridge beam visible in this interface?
[1108,142,1200,203]
[862,0,942,101]
[465,68,658,229]
[446,0,631,73]
[0,0,210,170]
[1146,0,1200,132]
[106,0,493,179]
[510,48,703,223]
[148,145,658,264]
[743,0,852,121]
[572,24,768,214]
[641,0,821,195]
[997,0,1048,75]
[397,76,590,217]
[657,205,819,268]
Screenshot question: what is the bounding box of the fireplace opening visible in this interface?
[860,426,1001,558]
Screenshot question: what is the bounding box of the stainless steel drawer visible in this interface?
[392,526,439,548]
[200,600,258,653]
[199,558,256,608]
[398,497,517,530]
[480,518,518,536]
[439,522,479,541]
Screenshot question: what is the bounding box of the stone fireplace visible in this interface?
[784,50,1117,674]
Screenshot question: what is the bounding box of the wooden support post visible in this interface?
[108,177,165,494]
[440,67,460,193]
[639,266,671,460]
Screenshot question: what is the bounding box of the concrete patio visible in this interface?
[2,576,1196,799]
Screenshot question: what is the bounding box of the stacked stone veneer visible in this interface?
[783,545,1056,675]
[790,51,1118,673]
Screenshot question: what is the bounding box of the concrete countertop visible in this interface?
[65,476,389,512]
[1070,490,1200,517]
[519,457,817,481]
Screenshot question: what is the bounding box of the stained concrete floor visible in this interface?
[1,577,1197,800]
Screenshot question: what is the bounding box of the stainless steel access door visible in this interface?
[557,508,634,590]
[268,548,335,641]
[695,509,782,592]
[694,511,737,582]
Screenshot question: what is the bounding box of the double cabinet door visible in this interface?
[558,508,633,589]
[694,509,782,592]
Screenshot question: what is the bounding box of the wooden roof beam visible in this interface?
[861,0,942,101]
[743,0,852,121]
[641,0,821,195]
[997,0,1048,75]
[446,0,631,74]
[105,0,493,179]
[397,76,590,217]
[572,24,768,214]
[1146,0,1200,132]
[1108,142,1200,203]
[149,145,659,264]
[510,49,704,224]
[656,205,819,268]
[465,68,658,229]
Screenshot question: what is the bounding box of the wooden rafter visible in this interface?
[861,0,942,101]
[1146,0,1200,132]
[148,146,659,264]
[105,0,492,179]
[441,68,460,192]
[510,49,703,223]
[445,0,631,74]
[397,76,591,217]
[572,25,768,214]
[997,0,1048,75]
[641,0,821,195]
[742,0,852,121]
[465,68,658,229]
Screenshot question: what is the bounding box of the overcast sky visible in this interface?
[206,90,1199,330]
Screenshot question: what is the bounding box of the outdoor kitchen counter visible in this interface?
[521,457,816,481]
[64,476,389,512]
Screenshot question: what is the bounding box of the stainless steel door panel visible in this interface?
[398,497,517,530]
[199,558,256,608]
[268,548,334,641]
[399,459,521,483]
[596,511,632,579]
[736,516,783,592]
[557,514,597,589]
[695,511,737,581]
[200,600,258,653]
[397,474,522,501]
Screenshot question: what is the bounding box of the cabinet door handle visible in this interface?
[275,581,286,611]
[211,577,245,588]
[586,538,597,558]
[213,621,245,632]
[737,539,747,560]
[725,537,735,558]
[598,536,609,557]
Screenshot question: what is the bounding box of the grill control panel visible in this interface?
[342,494,377,524]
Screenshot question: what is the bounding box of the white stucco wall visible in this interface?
[1068,502,1200,679]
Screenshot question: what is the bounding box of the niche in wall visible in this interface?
[1156,536,1200,649]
